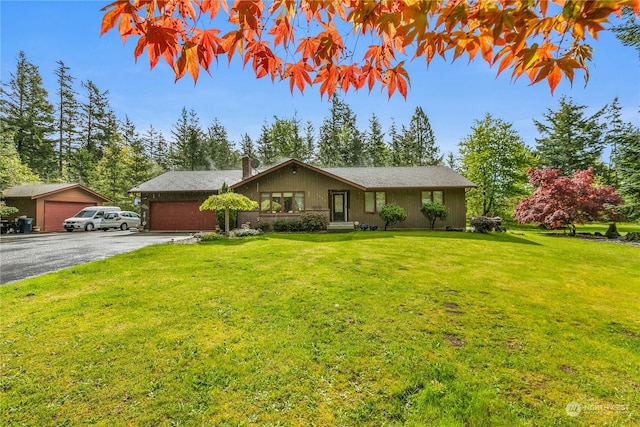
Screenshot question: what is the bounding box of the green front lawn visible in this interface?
[1,229,638,426]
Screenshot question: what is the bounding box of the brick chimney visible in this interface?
[242,156,253,180]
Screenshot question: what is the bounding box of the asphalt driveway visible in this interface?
[0,230,191,285]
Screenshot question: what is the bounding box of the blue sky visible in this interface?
[1,1,638,157]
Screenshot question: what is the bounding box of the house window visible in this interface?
[260,192,305,213]
[365,191,386,213]
[422,190,444,205]
[295,193,304,211]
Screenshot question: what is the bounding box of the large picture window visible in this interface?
[365,191,386,213]
[422,190,444,205]
[261,192,305,213]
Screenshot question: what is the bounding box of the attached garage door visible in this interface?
[44,201,97,231]
[149,201,216,231]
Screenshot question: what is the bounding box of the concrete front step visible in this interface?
[327,222,355,232]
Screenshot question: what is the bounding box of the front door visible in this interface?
[331,191,347,222]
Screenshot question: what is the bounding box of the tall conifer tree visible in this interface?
[54,60,79,179]
[0,51,56,179]
[534,96,606,176]
[207,118,238,170]
[170,107,209,170]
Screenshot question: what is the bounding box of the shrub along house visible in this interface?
[131,158,475,231]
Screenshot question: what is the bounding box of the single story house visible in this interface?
[2,183,111,231]
[130,158,476,231]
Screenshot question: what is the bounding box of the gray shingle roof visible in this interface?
[130,170,244,193]
[3,183,81,198]
[131,163,475,193]
[324,166,476,188]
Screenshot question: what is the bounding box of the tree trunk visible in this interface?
[225,207,230,237]
[605,223,620,239]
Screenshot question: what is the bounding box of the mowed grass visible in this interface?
[1,229,639,426]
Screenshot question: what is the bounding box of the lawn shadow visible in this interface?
[199,236,268,245]
[266,232,395,243]
[413,231,542,246]
[264,231,540,245]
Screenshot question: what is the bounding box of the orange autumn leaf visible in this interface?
[100,0,139,41]
[383,62,409,99]
[338,63,366,93]
[546,65,563,95]
[174,41,200,82]
[133,20,179,69]
[284,61,313,94]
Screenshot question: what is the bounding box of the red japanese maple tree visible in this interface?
[514,167,624,235]
[100,0,639,99]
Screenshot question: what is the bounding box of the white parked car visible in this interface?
[63,206,121,232]
[99,211,141,231]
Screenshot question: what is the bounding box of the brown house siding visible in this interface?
[233,163,468,229]
[4,198,36,222]
[335,187,467,229]
[233,163,357,226]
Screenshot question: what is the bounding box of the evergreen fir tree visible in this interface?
[445,151,459,171]
[170,108,209,170]
[207,118,239,170]
[239,133,256,160]
[54,60,79,179]
[79,80,111,161]
[303,120,316,163]
[402,106,442,165]
[256,120,277,165]
[389,119,407,166]
[317,95,361,166]
[289,113,312,162]
[534,96,607,176]
[73,80,113,184]
[267,113,311,162]
[0,51,56,179]
[95,135,133,207]
[610,104,640,219]
[121,116,154,186]
[365,113,389,166]
[604,97,627,186]
[143,124,169,170]
[612,7,640,57]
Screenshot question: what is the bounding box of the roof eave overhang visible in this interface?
[230,159,367,191]
[29,184,111,202]
[363,184,477,190]
[128,189,219,194]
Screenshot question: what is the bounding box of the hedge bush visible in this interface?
[379,204,407,230]
[299,212,328,231]
[273,219,302,232]
[200,232,225,241]
[421,202,449,229]
[470,216,504,233]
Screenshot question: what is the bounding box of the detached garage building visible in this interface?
[130,170,242,231]
[2,184,111,232]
